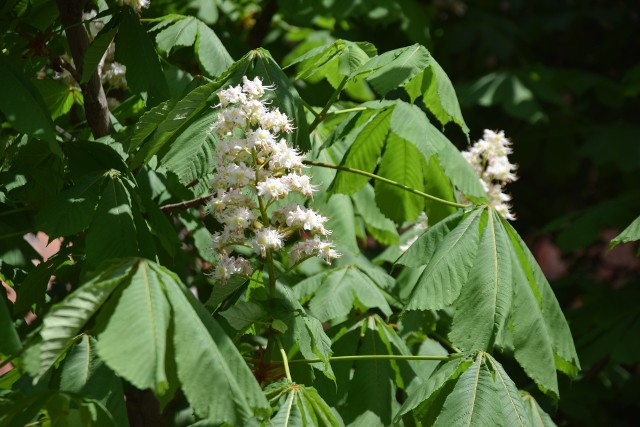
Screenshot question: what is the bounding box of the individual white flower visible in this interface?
[285,206,330,235]
[282,173,316,197]
[252,227,284,257]
[256,177,290,200]
[213,253,252,282]
[217,84,245,107]
[289,236,340,265]
[270,140,304,170]
[242,75,268,98]
[246,128,275,149]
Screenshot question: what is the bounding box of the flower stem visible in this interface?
[287,353,462,365]
[308,76,349,133]
[277,336,292,382]
[304,160,471,209]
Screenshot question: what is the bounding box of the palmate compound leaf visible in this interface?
[309,315,417,426]
[354,43,469,137]
[35,258,268,424]
[265,380,342,427]
[327,100,485,224]
[397,207,580,398]
[397,352,532,427]
[36,259,136,379]
[292,264,393,323]
[160,264,270,424]
[152,15,233,79]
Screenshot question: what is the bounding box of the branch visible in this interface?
[55,0,111,138]
[159,194,214,213]
[304,160,472,209]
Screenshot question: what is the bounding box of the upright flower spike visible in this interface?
[208,76,340,283]
[463,129,518,220]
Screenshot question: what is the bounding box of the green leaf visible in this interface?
[394,357,470,422]
[522,392,557,427]
[129,98,178,152]
[449,210,513,352]
[330,108,392,194]
[351,184,399,245]
[32,78,77,120]
[85,173,139,265]
[57,335,129,427]
[35,174,103,238]
[405,208,483,310]
[248,49,311,152]
[131,79,218,169]
[293,265,392,322]
[0,57,58,152]
[0,291,21,356]
[36,259,135,379]
[116,9,169,105]
[159,108,216,183]
[610,214,640,248]
[95,260,171,395]
[424,155,458,225]
[155,16,198,54]
[267,381,342,427]
[395,207,466,269]
[221,300,267,332]
[162,264,269,423]
[375,133,427,223]
[504,219,581,397]
[81,27,119,84]
[288,39,376,88]
[275,285,334,381]
[195,21,234,78]
[360,44,431,96]
[358,44,469,136]
[432,353,501,427]
[341,315,417,425]
[485,354,529,427]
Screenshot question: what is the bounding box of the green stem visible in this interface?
[429,331,462,353]
[287,353,461,365]
[326,106,367,116]
[304,160,471,209]
[300,97,320,118]
[277,337,292,382]
[308,76,349,133]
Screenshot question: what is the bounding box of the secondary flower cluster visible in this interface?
[209,76,340,283]
[462,129,518,220]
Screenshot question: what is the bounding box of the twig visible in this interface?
[159,194,214,213]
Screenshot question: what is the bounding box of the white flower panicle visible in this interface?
[463,129,518,220]
[209,76,340,283]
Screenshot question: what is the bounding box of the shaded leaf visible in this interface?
[95,260,171,395]
[36,259,135,378]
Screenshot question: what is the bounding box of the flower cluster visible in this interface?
[209,76,340,282]
[462,129,518,220]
